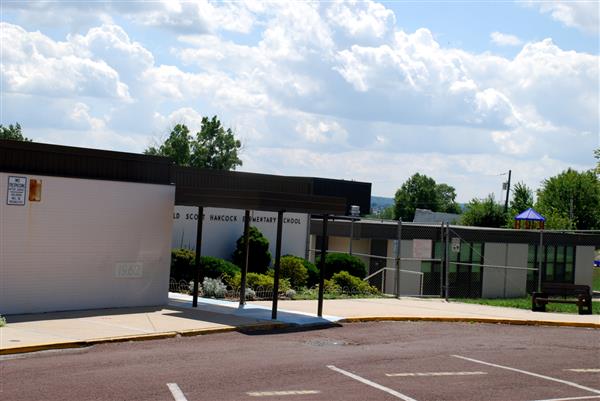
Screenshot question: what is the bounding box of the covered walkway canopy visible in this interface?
[1,139,371,318]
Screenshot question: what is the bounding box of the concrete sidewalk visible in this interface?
[1,294,598,355]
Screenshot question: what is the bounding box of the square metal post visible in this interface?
[439,222,445,297]
[317,215,328,317]
[271,210,284,320]
[395,219,402,298]
[240,210,250,307]
[192,206,204,308]
[445,223,450,301]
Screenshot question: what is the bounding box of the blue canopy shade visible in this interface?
[514,208,545,221]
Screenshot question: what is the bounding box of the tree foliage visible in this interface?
[461,194,507,228]
[145,116,242,170]
[232,226,272,274]
[1,123,31,142]
[394,173,460,221]
[595,148,600,175]
[536,168,600,230]
[509,182,534,218]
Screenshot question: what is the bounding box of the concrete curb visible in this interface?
[0,322,291,356]
[338,316,600,329]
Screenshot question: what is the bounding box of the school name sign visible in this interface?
[171,206,308,260]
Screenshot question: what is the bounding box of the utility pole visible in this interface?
[569,195,574,229]
[503,170,512,214]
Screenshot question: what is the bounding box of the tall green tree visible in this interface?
[461,194,507,228]
[394,173,460,221]
[509,181,534,217]
[1,123,31,141]
[595,148,599,175]
[145,116,242,170]
[536,168,600,230]
[145,124,191,165]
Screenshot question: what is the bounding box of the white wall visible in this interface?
[574,246,595,291]
[327,236,371,269]
[172,206,308,261]
[384,240,423,296]
[482,243,528,298]
[0,173,175,315]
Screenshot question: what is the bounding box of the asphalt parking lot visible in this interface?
[1,321,599,401]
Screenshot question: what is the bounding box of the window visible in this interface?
[527,244,576,291]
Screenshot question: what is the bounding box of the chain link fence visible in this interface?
[345,219,596,300]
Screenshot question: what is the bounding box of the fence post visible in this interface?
[349,217,354,256]
[538,229,544,292]
[440,222,444,298]
[395,219,402,298]
[445,223,450,301]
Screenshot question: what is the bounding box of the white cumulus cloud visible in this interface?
[490,32,523,46]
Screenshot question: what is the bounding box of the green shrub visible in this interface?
[200,256,240,280]
[280,256,308,288]
[227,272,291,293]
[171,248,196,281]
[316,253,368,280]
[282,255,319,287]
[170,249,240,282]
[232,227,272,274]
[331,271,379,295]
[0,315,6,327]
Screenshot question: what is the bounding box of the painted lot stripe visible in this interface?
[529,395,600,401]
[386,371,487,377]
[327,365,418,401]
[167,383,188,401]
[565,369,600,373]
[452,355,600,395]
[247,390,321,397]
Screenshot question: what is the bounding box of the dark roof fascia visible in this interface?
[310,219,600,246]
[173,165,313,195]
[176,186,347,214]
[0,139,173,185]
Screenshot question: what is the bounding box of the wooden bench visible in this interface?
[532,283,592,315]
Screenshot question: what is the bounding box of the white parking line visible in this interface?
[327,365,418,401]
[529,395,600,401]
[565,369,600,373]
[167,383,188,401]
[452,355,600,395]
[386,371,487,377]
[247,390,321,397]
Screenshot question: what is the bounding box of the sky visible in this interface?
[1,0,598,202]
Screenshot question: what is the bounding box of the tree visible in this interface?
[1,123,31,141]
[461,194,507,228]
[145,124,191,165]
[436,183,462,214]
[595,148,599,175]
[232,226,272,274]
[394,173,460,221]
[509,182,534,217]
[536,168,600,230]
[145,116,242,170]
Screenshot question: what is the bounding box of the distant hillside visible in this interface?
[371,196,394,208]
[370,196,394,214]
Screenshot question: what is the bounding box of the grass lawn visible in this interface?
[593,268,600,292]
[453,296,600,315]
